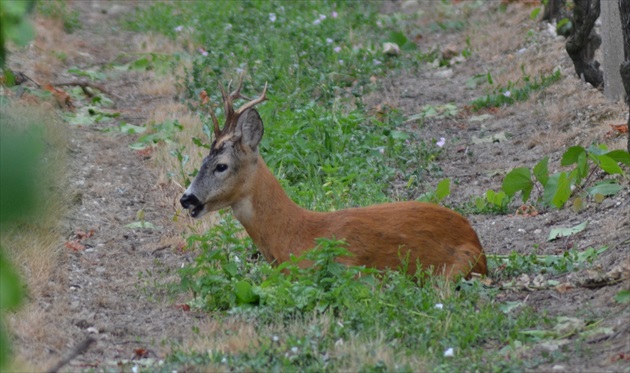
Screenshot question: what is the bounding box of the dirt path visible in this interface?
[8,2,202,369]
[5,1,629,372]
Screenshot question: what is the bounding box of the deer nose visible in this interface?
[180,193,201,209]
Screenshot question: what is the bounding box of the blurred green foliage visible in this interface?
[0,0,36,67]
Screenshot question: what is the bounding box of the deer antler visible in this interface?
[216,77,268,136]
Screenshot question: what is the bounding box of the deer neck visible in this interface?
[231,155,314,263]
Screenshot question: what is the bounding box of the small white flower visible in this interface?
[199,48,208,57]
[132,366,139,373]
[291,346,299,353]
[334,46,341,53]
[373,59,382,65]
[319,14,327,21]
[378,147,385,154]
[444,347,454,357]
[174,25,183,32]
[224,23,232,32]
[436,137,446,148]
[221,357,227,364]
[338,59,344,65]
[503,90,511,97]
[435,303,444,309]
[272,335,279,342]
[313,19,321,25]
[331,11,338,18]
[269,13,276,22]
[326,38,333,44]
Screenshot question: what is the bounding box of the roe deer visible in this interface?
[180,80,487,279]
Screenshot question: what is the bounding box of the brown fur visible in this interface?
[232,155,487,279]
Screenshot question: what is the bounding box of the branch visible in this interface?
[45,337,95,373]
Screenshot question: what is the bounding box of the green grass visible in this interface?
[124,1,603,371]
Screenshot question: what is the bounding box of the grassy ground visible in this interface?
[1,0,628,372]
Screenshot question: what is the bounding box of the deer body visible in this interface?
[180,81,487,279]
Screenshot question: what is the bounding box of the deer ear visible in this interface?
[236,108,264,151]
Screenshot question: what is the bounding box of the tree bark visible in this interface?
[619,0,630,153]
[566,0,604,90]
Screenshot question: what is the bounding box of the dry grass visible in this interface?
[0,104,68,297]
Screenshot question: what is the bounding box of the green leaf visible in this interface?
[435,178,450,202]
[0,251,23,310]
[561,146,585,166]
[595,154,623,175]
[389,31,408,47]
[576,151,588,181]
[119,122,146,135]
[530,7,541,20]
[542,173,560,206]
[551,172,572,208]
[234,281,259,304]
[390,130,410,140]
[548,221,588,241]
[502,167,533,202]
[604,150,630,166]
[614,289,630,304]
[587,181,622,196]
[533,156,549,186]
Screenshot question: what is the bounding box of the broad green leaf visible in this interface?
[234,281,259,304]
[604,150,630,166]
[595,154,623,175]
[390,130,410,140]
[119,122,146,135]
[530,7,541,20]
[502,167,533,202]
[551,172,572,208]
[587,181,622,196]
[561,146,585,166]
[0,251,23,310]
[542,173,559,206]
[435,178,451,202]
[614,289,630,304]
[499,301,522,314]
[533,156,549,186]
[548,221,588,241]
[576,151,588,181]
[389,31,408,47]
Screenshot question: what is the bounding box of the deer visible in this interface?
[180,79,488,280]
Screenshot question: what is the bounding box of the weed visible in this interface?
[471,68,562,111]
[36,0,80,33]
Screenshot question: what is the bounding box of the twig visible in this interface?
[45,336,95,373]
[151,244,171,255]
[52,80,118,100]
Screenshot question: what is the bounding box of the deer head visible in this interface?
[180,78,268,218]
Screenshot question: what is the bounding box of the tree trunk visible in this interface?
[566,0,604,89]
[619,0,630,153]
[543,0,567,21]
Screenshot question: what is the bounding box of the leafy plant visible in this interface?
[470,69,562,111]
[0,0,35,67]
[490,246,608,280]
[417,178,451,204]
[502,145,629,209]
[130,119,183,150]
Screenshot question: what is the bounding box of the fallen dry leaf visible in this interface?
[44,83,74,110]
[175,304,191,312]
[65,241,86,252]
[609,123,628,134]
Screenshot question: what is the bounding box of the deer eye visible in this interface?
[215,164,228,173]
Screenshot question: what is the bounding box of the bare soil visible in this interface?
[5,1,629,372]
